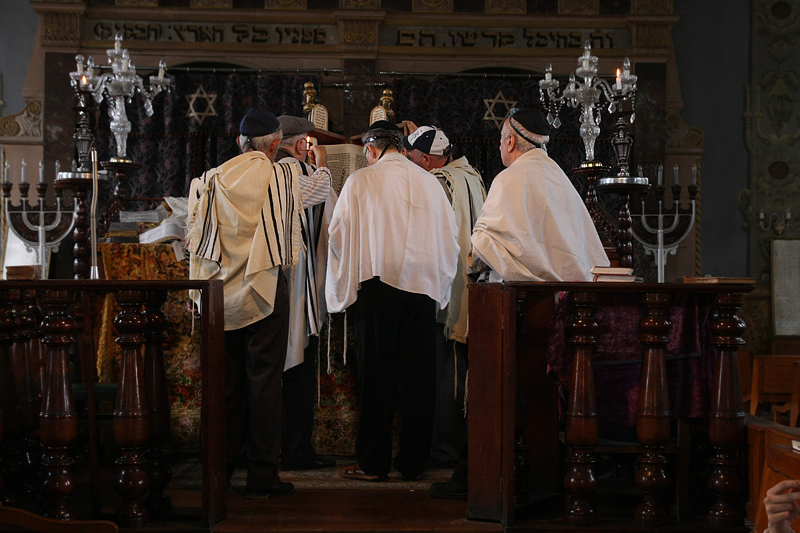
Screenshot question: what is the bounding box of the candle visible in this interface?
[115,34,122,52]
[3,161,9,183]
[55,160,61,177]
[787,208,792,221]
[76,55,84,75]
[582,57,589,70]
[616,69,621,90]
[623,57,631,77]
[637,164,643,178]
[759,210,765,221]
[158,59,166,81]
[691,163,697,185]
[20,159,27,184]
[657,164,663,186]
[39,161,44,183]
[122,58,129,71]
[673,163,679,185]
[80,75,88,88]
[545,63,552,81]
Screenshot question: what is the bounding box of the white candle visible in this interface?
[76,55,84,75]
[3,161,9,183]
[545,63,552,81]
[158,59,166,81]
[673,163,679,185]
[115,35,122,52]
[623,57,631,77]
[80,75,88,88]
[39,160,44,183]
[616,69,621,90]
[657,164,663,186]
[55,160,61,177]
[759,210,765,221]
[787,208,792,221]
[122,58,129,71]
[582,57,589,70]
[691,163,697,185]
[20,159,27,183]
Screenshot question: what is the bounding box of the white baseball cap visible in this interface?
[403,126,451,156]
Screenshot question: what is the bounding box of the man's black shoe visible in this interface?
[245,481,295,498]
[430,480,467,500]
[282,455,336,471]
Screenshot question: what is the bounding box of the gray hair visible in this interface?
[361,128,403,152]
[508,118,549,153]
[279,133,305,149]
[247,130,283,155]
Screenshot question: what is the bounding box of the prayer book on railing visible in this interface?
[5,264,41,280]
[139,220,187,245]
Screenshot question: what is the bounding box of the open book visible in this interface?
[325,144,368,194]
[139,219,186,245]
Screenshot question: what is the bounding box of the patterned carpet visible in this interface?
[171,457,455,491]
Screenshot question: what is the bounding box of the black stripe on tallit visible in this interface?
[197,176,215,258]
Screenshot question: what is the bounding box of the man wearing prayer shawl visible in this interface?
[430,108,609,500]
[326,120,459,482]
[471,108,609,282]
[186,106,301,498]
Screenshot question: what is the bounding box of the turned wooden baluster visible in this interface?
[12,289,41,499]
[143,290,172,518]
[635,292,673,527]
[113,290,150,527]
[39,290,78,520]
[564,291,600,526]
[707,292,746,527]
[0,289,21,503]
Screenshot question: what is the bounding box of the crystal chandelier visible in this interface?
[70,32,170,163]
[539,40,637,164]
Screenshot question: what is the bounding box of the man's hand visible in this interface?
[765,479,800,533]
[398,120,418,136]
[310,145,327,168]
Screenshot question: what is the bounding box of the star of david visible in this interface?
[483,91,518,130]
[185,84,218,125]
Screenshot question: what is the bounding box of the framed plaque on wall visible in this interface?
[772,239,800,336]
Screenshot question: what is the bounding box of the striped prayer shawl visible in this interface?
[298,160,324,336]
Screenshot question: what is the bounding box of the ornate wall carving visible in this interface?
[665,110,704,150]
[40,9,82,47]
[265,0,307,8]
[412,0,452,12]
[632,0,672,15]
[740,0,800,282]
[190,0,233,7]
[339,0,380,8]
[0,100,43,141]
[337,17,380,53]
[558,0,598,15]
[486,0,525,13]
[630,20,673,56]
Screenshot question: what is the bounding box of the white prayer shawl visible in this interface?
[431,157,486,344]
[280,156,336,371]
[326,152,459,313]
[186,151,301,330]
[471,148,609,282]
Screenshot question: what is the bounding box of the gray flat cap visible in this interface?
[278,115,315,136]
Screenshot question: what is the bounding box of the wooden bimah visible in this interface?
[0,280,226,529]
[467,281,753,528]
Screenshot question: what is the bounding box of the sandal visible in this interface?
[339,463,387,482]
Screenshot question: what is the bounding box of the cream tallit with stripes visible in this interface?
[187,151,301,330]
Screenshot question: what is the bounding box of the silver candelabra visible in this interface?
[72,32,170,163]
[632,164,698,283]
[539,40,637,164]
[2,160,75,279]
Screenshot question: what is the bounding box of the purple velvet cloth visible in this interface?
[544,292,715,427]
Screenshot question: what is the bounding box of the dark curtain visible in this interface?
[392,76,618,198]
[93,71,314,207]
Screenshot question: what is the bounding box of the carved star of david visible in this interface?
[483,90,518,130]
[186,84,218,125]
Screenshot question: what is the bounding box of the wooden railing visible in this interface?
[467,281,754,528]
[0,280,225,528]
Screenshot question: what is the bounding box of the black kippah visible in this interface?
[508,108,550,137]
[239,107,280,137]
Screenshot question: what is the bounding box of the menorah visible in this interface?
[2,159,75,279]
[632,164,699,283]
